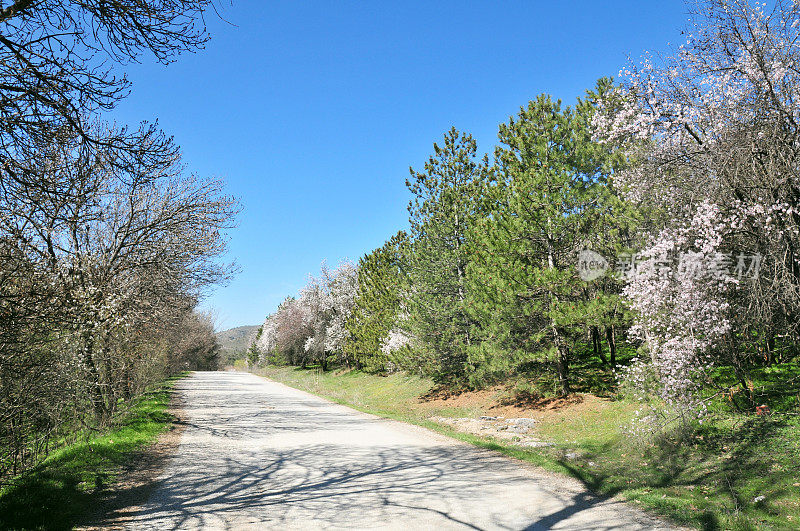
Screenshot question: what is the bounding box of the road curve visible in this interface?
[124,371,674,530]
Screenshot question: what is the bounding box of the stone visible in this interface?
[507,417,536,428]
[517,441,553,448]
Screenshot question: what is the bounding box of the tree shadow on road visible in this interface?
[91,372,668,530]
[103,443,663,529]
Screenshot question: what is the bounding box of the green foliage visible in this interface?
[344,232,409,371]
[402,127,490,383]
[247,326,263,365]
[466,84,630,394]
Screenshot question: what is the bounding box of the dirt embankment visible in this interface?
[418,386,613,447]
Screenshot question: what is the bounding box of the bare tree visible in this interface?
[0,0,214,184]
[0,0,235,477]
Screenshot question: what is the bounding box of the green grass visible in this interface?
[255,365,800,530]
[0,373,185,530]
[707,360,800,413]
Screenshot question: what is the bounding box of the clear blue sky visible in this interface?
[110,0,688,330]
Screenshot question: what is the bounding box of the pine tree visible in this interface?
[344,232,408,372]
[467,87,625,395]
[404,128,490,384]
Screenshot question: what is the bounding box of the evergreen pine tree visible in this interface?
[404,127,490,384]
[344,232,408,372]
[467,86,626,395]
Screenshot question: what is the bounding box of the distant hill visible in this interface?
[216,325,260,361]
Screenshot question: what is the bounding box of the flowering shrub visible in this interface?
[623,201,736,411]
[595,0,800,415]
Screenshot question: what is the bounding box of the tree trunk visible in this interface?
[552,324,571,396]
[545,226,569,396]
[555,345,571,397]
[605,325,617,368]
[591,326,607,365]
[122,363,133,401]
[82,333,109,424]
[101,344,116,419]
[766,332,776,364]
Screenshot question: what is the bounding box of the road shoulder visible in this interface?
[77,390,187,530]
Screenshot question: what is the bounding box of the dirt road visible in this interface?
[124,371,674,530]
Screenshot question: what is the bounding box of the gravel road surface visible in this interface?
[124,371,675,530]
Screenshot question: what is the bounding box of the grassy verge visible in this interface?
[253,365,800,530]
[0,373,186,530]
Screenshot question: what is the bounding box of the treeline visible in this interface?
[254,0,800,420]
[254,85,626,396]
[0,2,233,479]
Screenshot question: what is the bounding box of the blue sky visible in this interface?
[110,1,688,330]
